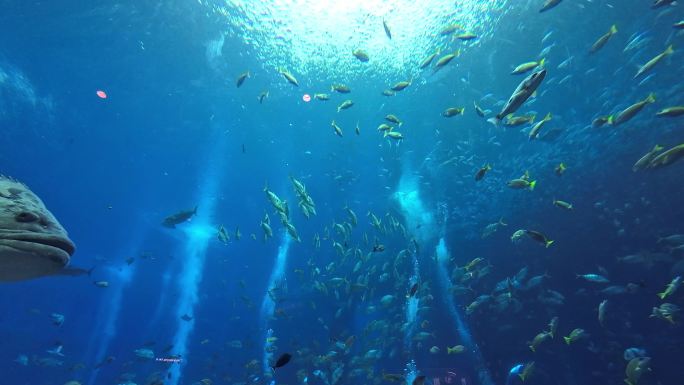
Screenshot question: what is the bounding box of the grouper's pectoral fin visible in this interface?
[56,266,94,277]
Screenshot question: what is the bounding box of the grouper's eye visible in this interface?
[15,212,40,223]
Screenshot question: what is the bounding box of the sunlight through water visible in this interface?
[201,0,511,80]
[167,134,226,385]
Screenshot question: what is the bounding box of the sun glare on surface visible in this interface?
[202,0,510,80]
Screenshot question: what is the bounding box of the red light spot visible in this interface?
[302,94,311,102]
[96,90,107,99]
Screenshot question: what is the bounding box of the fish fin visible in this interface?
[487,117,501,127]
[56,266,94,277]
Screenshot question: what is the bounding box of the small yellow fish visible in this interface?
[331,120,343,137]
[563,328,587,345]
[447,345,465,354]
[279,69,299,86]
[391,81,411,91]
[658,276,681,300]
[635,45,674,79]
[553,200,573,210]
[589,25,618,54]
[236,71,250,88]
[434,51,460,70]
[554,163,566,176]
[442,107,465,117]
[656,106,684,117]
[455,33,478,41]
[518,362,535,382]
[512,58,545,75]
[352,49,369,62]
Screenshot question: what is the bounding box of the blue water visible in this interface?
[1,1,683,385]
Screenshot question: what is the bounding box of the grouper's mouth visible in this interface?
[0,232,76,265]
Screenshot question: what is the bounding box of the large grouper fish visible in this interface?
[0,176,77,282]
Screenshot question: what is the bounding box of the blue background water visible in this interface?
[1,1,683,385]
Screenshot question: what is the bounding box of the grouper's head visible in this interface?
[0,177,75,282]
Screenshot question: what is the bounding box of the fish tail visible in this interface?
[563,337,572,345]
[665,44,674,55]
[539,57,546,67]
[545,240,554,248]
[544,112,552,121]
[610,24,618,34]
[529,345,535,352]
[646,93,656,103]
[657,291,666,300]
[529,180,537,190]
[193,206,198,215]
[607,115,614,125]
[654,144,663,152]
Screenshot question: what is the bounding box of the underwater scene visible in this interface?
[1,1,683,385]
